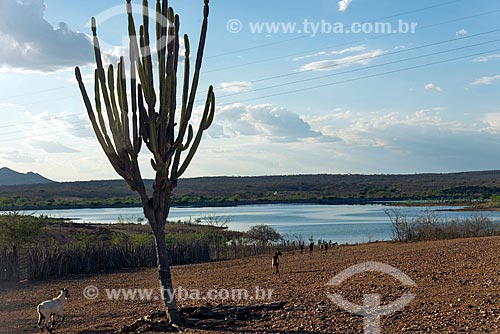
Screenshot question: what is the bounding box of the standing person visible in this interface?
[272,250,282,276]
[300,242,305,254]
[324,242,329,253]
[309,242,314,254]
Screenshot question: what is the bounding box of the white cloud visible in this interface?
[213,103,322,142]
[424,83,443,92]
[481,113,500,133]
[472,54,500,63]
[330,46,367,56]
[456,29,468,36]
[471,74,500,86]
[292,51,328,62]
[309,107,453,147]
[299,49,384,72]
[219,81,253,93]
[30,140,79,153]
[190,105,500,177]
[0,0,94,72]
[303,107,500,173]
[338,0,353,12]
[16,111,94,149]
[0,149,36,164]
[292,46,366,62]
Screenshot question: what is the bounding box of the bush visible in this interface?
[246,224,282,246]
[386,209,500,242]
[0,212,43,248]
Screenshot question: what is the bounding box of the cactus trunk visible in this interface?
[151,212,180,323]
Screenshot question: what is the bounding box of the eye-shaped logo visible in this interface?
[86,3,172,62]
[326,261,416,334]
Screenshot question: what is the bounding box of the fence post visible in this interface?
[17,247,29,282]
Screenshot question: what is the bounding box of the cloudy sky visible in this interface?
[1,0,500,181]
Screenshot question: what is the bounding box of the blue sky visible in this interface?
[1,0,500,181]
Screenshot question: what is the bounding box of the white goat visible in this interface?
[37,288,70,333]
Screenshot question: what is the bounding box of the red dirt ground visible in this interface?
[1,237,500,333]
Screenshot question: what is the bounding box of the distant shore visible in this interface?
[0,197,402,211]
[387,200,500,212]
[1,197,498,212]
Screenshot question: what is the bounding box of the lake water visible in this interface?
[16,204,500,244]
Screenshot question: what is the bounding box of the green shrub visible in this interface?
[0,212,43,248]
[386,209,500,242]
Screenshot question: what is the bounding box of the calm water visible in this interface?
[16,204,500,244]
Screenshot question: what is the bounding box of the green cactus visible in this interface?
[75,0,214,324]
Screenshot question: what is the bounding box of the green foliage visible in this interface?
[490,194,500,203]
[246,224,282,246]
[130,233,154,245]
[0,212,43,248]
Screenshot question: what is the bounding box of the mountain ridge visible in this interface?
[0,167,55,186]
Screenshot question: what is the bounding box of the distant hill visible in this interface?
[0,170,500,210]
[0,167,54,186]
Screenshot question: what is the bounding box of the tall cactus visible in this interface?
[75,0,214,324]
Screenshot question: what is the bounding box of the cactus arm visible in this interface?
[179,34,190,128]
[182,125,194,151]
[117,60,125,118]
[117,57,133,154]
[126,1,142,154]
[170,123,192,181]
[94,70,107,137]
[76,67,129,178]
[130,59,141,155]
[167,0,209,160]
[173,15,180,74]
[175,86,214,178]
[157,0,168,157]
[76,67,108,151]
[107,64,133,165]
[165,7,177,152]
[138,26,153,108]
[141,0,156,109]
[138,84,151,150]
[184,0,210,121]
[158,7,175,160]
[169,12,180,141]
[91,18,116,129]
[91,18,132,162]
[169,34,190,180]
[107,65,122,130]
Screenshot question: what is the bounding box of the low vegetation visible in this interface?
[386,209,500,242]
[0,214,288,282]
[246,224,283,246]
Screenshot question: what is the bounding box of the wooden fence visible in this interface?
[0,242,290,282]
[0,248,18,281]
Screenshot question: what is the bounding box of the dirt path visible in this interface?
[1,237,500,333]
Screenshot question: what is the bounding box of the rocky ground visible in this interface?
[1,236,500,333]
